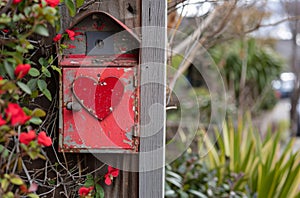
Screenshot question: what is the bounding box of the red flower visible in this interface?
[14,64,31,79]
[104,166,119,185]
[20,182,38,193]
[45,0,59,7]
[37,131,52,147]
[5,103,31,126]
[53,34,62,42]
[20,185,28,193]
[0,117,6,126]
[67,44,76,49]
[13,0,22,4]
[19,130,36,145]
[28,182,38,192]
[66,29,76,40]
[78,186,93,196]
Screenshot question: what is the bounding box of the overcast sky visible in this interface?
[177,0,292,40]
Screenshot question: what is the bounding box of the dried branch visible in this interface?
[245,15,300,34]
[169,0,238,97]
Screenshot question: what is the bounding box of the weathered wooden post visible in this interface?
[139,0,167,197]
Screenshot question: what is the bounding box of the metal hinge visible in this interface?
[133,75,138,88]
[133,124,139,137]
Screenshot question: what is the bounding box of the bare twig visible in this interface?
[22,161,32,185]
[244,16,300,34]
[169,0,237,97]
[73,163,106,178]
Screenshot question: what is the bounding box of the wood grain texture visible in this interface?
[139,0,167,198]
[93,154,139,198]
[60,0,140,31]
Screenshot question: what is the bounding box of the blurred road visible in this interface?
[260,99,290,133]
[259,99,300,152]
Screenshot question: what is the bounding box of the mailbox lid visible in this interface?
[61,11,139,58]
[59,67,139,153]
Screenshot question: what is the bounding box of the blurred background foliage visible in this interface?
[166,1,293,195]
[166,116,300,198]
[210,38,284,114]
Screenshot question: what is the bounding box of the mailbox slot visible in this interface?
[86,32,115,55]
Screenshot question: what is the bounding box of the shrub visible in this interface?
[166,115,300,198]
[201,115,300,197]
[166,152,247,198]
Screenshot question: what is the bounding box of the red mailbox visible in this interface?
[58,11,139,153]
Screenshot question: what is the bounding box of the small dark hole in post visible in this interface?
[95,39,104,48]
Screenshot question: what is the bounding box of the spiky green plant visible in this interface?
[201,115,300,198]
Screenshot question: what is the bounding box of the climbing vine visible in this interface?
[0,0,119,197]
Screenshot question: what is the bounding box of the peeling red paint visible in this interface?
[60,68,138,152]
[58,11,140,153]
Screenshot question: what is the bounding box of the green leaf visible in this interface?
[166,177,182,188]
[188,190,208,198]
[24,148,40,160]
[47,179,56,185]
[4,60,14,79]
[12,14,20,22]
[27,194,39,198]
[84,178,94,187]
[37,79,47,91]
[26,44,34,50]
[42,88,52,101]
[51,65,61,75]
[16,45,28,53]
[24,7,31,17]
[22,107,32,115]
[65,0,76,17]
[0,145,10,158]
[2,81,17,92]
[76,0,84,8]
[29,68,40,77]
[12,93,19,100]
[27,79,37,90]
[10,176,23,185]
[17,81,32,95]
[29,117,43,125]
[38,57,48,66]
[32,108,46,117]
[0,15,11,24]
[3,191,14,198]
[42,67,51,77]
[1,178,9,191]
[34,24,49,37]
[95,184,104,198]
[31,90,39,98]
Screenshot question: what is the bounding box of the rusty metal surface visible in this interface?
[60,67,138,152]
[58,11,140,153]
[62,11,139,56]
[59,56,138,67]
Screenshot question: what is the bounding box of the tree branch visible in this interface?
[245,16,300,34]
[169,1,238,96]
